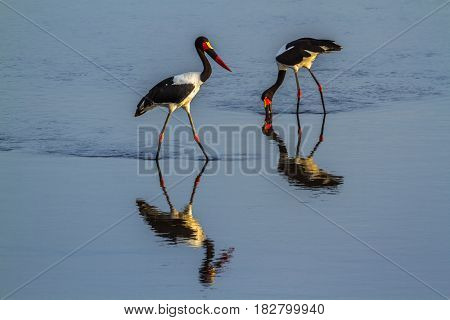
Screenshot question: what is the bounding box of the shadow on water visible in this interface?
[136,161,234,286]
[263,114,343,192]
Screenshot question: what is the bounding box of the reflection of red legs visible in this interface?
[214,247,235,269]
[188,160,208,204]
[159,176,165,188]
[195,175,201,187]
[319,112,326,143]
[307,113,327,158]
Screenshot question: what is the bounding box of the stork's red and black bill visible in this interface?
[203,41,232,72]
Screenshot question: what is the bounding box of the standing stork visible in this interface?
[135,36,232,160]
[261,38,342,130]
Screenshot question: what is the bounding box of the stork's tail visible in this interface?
[134,96,154,117]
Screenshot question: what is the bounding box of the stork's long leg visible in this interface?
[294,70,302,134]
[156,110,173,160]
[184,105,209,161]
[307,68,327,114]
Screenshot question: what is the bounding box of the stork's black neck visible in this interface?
[263,70,286,100]
[197,47,212,82]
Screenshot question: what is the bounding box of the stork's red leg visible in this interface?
[156,110,173,160]
[294,70,302,134]
[307,69,327,114]
[185,108,209,161]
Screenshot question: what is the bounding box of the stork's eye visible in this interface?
[202,41,213,51]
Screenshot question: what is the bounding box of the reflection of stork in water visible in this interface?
[263,114,343,190]
[136,161,234,286]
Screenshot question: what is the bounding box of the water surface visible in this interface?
[1,0,450,299]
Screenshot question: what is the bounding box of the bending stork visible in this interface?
[261,38,341,130]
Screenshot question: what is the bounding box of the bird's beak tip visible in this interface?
[223,65,232,72]
[213,55,232,73]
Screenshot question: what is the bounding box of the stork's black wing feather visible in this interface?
[276,38,342,67]
[276,48,311,66]
[286,38,342,53]
[145,77,195,104]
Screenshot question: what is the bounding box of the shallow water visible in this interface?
[1,0,450,158]
[1,0,450,299]
[2,100,450,299]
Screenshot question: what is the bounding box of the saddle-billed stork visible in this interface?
[261,38,342,130]
[135,36,232,160]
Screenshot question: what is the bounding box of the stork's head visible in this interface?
[261,89,274,108]
[195,36,232,72]
[261,89,274,130]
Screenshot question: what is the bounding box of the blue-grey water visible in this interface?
[1,0,450,299]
